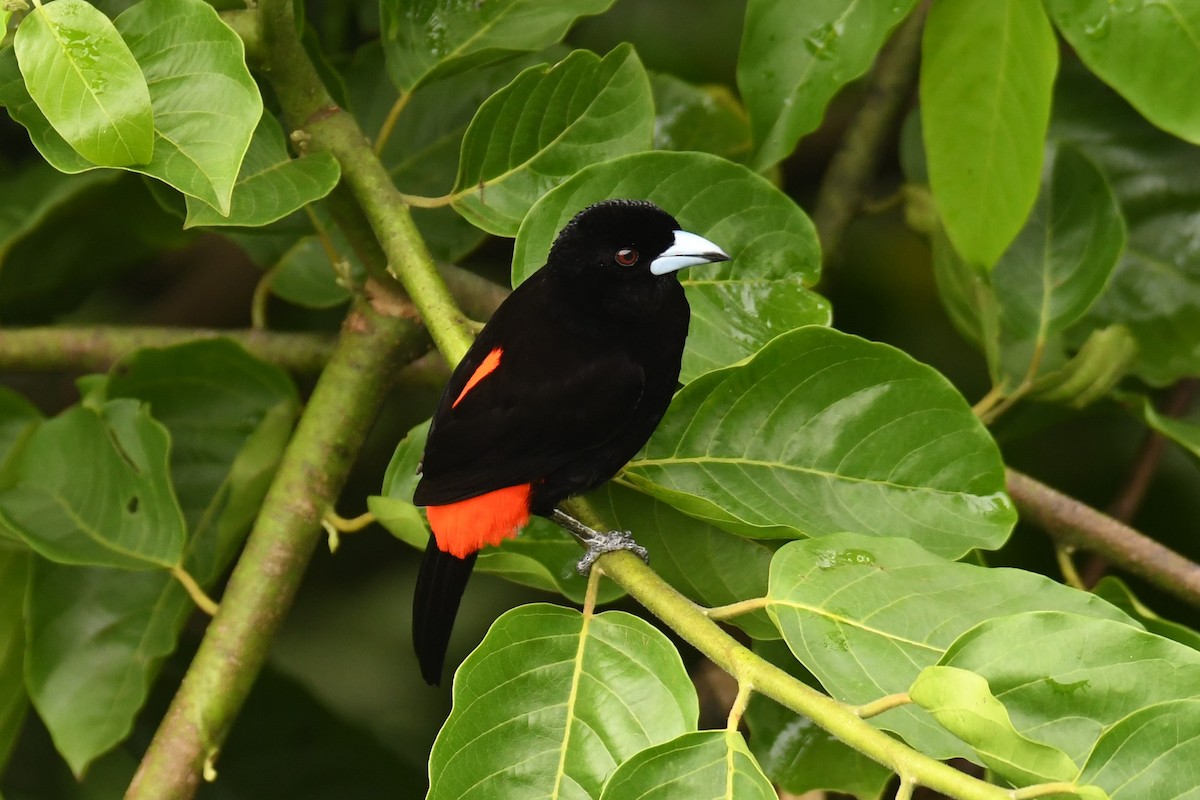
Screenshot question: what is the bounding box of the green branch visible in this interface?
[0,326,336,374]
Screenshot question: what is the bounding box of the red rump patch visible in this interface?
[426,483,532,559]
[453,347,503,409]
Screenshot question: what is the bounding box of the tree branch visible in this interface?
[1007,468,1200,608]
[0,327,336,374]
[811,2,927,269]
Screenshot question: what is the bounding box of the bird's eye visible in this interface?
[615,248,638,266]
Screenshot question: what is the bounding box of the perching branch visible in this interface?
[1007,468,1200,609]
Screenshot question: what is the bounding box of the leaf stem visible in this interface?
[971,384,1007,419]
[1053,546,1086,591]
[373,90,410,156]
[169,565,219,616]
[895,775,916,800]
[395,192,455,209]
[726,680,753,732]
[853,692,912,720]
[705,597,770,620]
[1010,782,1086,799]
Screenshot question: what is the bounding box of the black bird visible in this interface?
[411,199,730,684]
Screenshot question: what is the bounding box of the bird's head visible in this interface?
[547,200,730,290]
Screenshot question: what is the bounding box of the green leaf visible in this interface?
[25,341,297,775]
[1052,65,1200,386]
[1045,0,1200,144]
[910,666,1080,787]
[922,0,1058,268]
[371,420,621,604]
[1125,391,1200,465]
[766,534,1134,759]
[0,547,30,774]
[450,45,654,236]
[599,730,775,800]
[1091,576,1200,652]
[940,611,1200,765]
[588,483,777,639]
[14,0,153,166]
[650,72,751,163]
[0,399,186,570]
[3,0,262,215]
[738,0,918,172]
[623,327,1015,557]
[511,150,829,383]
[380,0,616,92]
[269,234,355,310]
[24,561,191,777]
[428,604,697,800]
[747,640,891,799]
[183,113,340,228]
[0,161,118,266]
[933,144,1126,389]
[1078,699,1200,800]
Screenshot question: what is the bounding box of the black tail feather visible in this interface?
[413,537,477,686]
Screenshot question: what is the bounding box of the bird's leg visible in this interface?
[550,508,649,575]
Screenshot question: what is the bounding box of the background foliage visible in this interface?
[2,0,1200,798]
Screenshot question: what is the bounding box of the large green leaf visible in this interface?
[0,387,42,491]
[1045,0,1200,144]
[939,612,1200,765]
[738,0,919,172]
[512,150,829,383]
[933,144,1126,388]
[1077,699,1200,800]
[14,0,153,166]
[370,420,622,604]
[922,0,1058,268]
[24,341,297,775]
[623,327,1015,557]
[1052,65,1200,385]
[0,162,117,266]
[380,0,615,92]
[183,113,340,228]
[598,731,775,800]
[650,72,751,164]
[0,399,186,570]
[766,534,1134,759]
[2,0,262,215]
[0,547,29,774]
[450,46,654,236]
[1091,576,1200,652]
[909,666,1081,788]
[428,604,697,800]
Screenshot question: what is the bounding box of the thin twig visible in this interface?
[1007,468,1200,608]
[169,565,219,616]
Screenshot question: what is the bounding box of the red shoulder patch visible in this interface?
[425,483,531,558]
[452,347,503,409]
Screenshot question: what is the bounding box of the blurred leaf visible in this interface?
[767,534,1134,759]
[1077,699,1200,800]
[0,387,42,489]
[1026,324,1137,408]
[428,604,697,800]
[738,0,918,172]
[624,327,1015,557]
[25,341,297,776]
[512,150,828,382]
[14,0,153,165]
[922,0,1057,268]
[1123,389,1200,464]
[0,162,117,265]
[183,113,340,228]
[910,666,1080,787]
[451,45,654,236]
[1091,576,1200,652]
[380,0,615,92]
[0,399,186,570]
[588,483,776,639]
[1053,65,1200,386]
[941,612,1200,765]
[650,72,751,163]
[1045,0,1200,144]
[371,420,621,604]
[747,640,891,799]
[269,235,354,309]
[0,547,29,774]
[598,730,775,800]
[1,0,262,215]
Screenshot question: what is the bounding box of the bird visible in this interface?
[411,199,730,685]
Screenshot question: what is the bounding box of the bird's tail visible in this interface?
[413,536,477,685]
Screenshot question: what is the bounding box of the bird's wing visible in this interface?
[412,342,646,506]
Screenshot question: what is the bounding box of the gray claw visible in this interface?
[575,530,649,575]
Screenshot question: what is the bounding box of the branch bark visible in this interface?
[1007,468,1200,608]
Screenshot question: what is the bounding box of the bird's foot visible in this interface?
[575,529,648,575]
